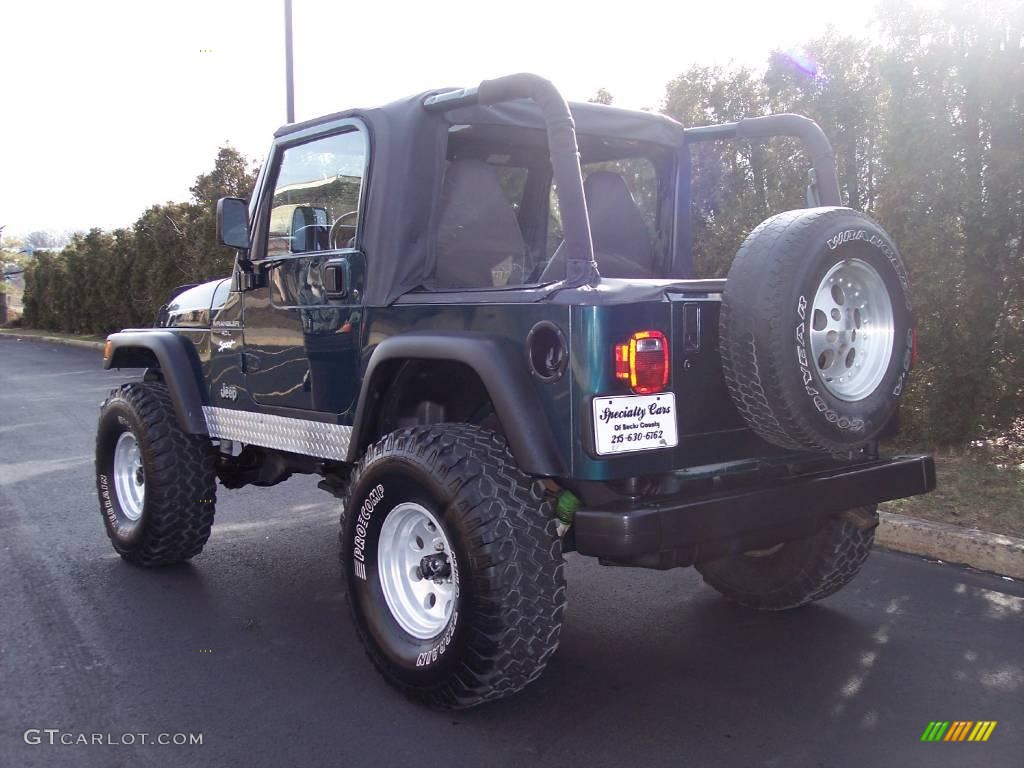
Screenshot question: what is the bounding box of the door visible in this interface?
[242,124,368,416]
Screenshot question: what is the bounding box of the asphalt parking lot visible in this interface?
[1,337,1022,768]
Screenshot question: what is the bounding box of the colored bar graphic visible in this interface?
[948,721,970,741]
[922,722,950,741]
[922,720,996,742]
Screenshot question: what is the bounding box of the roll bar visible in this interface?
[424,73,598,288]
[685,114,842,207]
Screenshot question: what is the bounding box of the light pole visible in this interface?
[284,0,295,123]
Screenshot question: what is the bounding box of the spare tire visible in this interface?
[720,207,913,453]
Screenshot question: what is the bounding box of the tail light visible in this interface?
[614,330,669,394]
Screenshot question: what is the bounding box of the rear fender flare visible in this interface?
[349,332,566,476]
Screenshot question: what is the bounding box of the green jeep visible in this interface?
[96,73,934,708]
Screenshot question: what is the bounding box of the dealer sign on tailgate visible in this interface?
[592,393,679,455]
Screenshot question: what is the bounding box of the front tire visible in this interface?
[95,383,216,566]
[695,507,878,610]
[340,424,566,709]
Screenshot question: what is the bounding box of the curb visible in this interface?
[0,330,105,351]
[877,511,1024,580]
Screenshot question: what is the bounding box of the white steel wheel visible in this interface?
[809,258,895,402]
[377,502,456,640]
[113,431,145,521]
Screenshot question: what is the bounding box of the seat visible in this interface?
[540,170,656,282]
[584,171,655,277]
[434,159,527,289]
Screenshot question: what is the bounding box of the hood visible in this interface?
[157,278,230,328]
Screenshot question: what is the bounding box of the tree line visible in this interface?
[21,147,257,333]
[659,0,1022,446]
[20,0,1023,447]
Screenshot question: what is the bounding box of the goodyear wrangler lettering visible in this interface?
[825,228,912,311]
[795,294,865,433]
[827,229,867,250]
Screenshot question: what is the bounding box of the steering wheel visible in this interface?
[329,211,359,250]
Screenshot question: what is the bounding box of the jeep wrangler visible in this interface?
[96,73,935,708]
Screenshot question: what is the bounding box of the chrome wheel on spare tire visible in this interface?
[809,258,895,402]
[720,206,913,454]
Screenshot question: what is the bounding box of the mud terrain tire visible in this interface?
[95,383,216,566]
[696,507,878,610]
[340,424,566,709]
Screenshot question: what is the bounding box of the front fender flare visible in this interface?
[348,332,566,477]
[104,331,209,434]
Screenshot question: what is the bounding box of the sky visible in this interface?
[1,0,904,237]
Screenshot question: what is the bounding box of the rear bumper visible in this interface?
[573,454,936,568]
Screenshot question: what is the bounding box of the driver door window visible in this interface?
[243,127,367,414]
[265,129,367,258]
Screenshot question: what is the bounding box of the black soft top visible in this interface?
[272,90,685,306]
[275,93,684,146]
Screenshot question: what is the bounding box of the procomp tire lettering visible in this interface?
[352,483,385,579]
[99,473,117,525]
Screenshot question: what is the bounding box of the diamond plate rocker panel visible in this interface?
[202,406,352,461]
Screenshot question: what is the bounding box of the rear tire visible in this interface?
[340,424,566,709]
[695,507,878,610]
[95,383,216,566]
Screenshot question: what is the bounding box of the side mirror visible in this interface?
[217,197,251,250]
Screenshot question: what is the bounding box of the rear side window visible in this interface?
[264,129,367,258]
[435,124,671,289]
[547,157,659,258]
[433,158,532,289]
